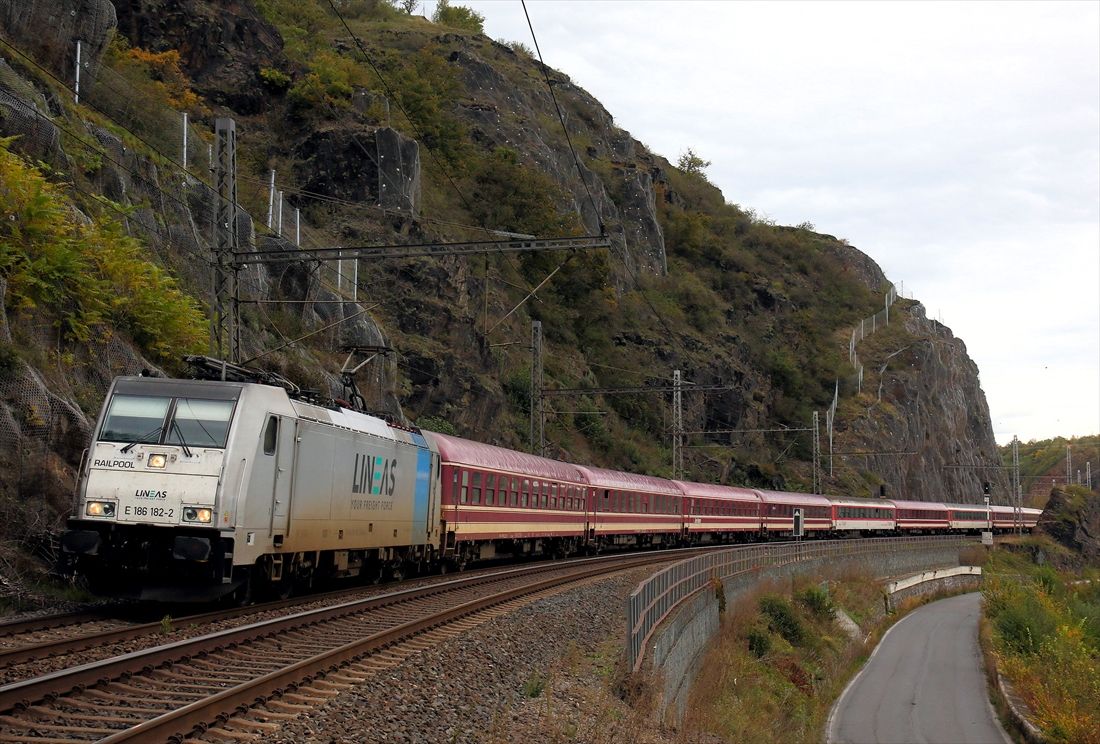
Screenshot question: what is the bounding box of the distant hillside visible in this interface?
[1000,435,1100,508]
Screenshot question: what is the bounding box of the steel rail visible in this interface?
[0,594,329,668]
[0,611,111,638]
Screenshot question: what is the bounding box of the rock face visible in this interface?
[444,37,669,278]
[112,0,289,114]
[0,0,117,79]
[1041,489,1100,565]
[294,125,421,216]
[834,303,1009,502]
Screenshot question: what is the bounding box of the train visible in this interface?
[58,363,1041,601]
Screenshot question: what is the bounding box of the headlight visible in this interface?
[183,507,213,523]
[86,501,116,517]
[147,453,167,469]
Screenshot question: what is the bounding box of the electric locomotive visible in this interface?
[60,362,440,601]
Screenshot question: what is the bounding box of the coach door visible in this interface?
[270,416,297,540]
[793,508,804,539]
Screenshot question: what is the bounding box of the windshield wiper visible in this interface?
[119,427,163,453]
[170,420,193,458]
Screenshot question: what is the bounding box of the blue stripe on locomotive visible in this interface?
[410,432,431,538]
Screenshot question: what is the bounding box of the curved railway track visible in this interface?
[0,549,689,742]
[0,560,571,681]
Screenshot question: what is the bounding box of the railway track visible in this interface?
[0,549,685,742]
[0,560,560,683]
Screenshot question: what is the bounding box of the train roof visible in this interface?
[944,503,990,510]
[755,489,833,506]
[426,432,584,483]
[890,500,950,510]
[574,465,681,495]
[829,497,897,509]
[672,481,761,501]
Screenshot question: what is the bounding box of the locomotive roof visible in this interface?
[672,481,761,501]
[755,489,833,506]
[574,465,681,495]
[427,432,584,482]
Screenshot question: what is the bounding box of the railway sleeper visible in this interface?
[106,681,208,700]
[27,705,143,725]
[0,715,118,736]
[81,688,174,711]
[220,717,282,733]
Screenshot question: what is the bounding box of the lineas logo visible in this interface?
[352,453,398,496]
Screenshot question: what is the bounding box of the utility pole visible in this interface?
[211,118,239,365]
[1012,435,1021,534]
[1087,461,1092,490]
[672,370,683,480]
[812,411,820,494]
[530,320,543,456]
[1066,444,1072,487]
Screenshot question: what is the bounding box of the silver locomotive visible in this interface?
[61,366,441,601]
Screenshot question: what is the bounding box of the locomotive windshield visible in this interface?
[99,394,235,449]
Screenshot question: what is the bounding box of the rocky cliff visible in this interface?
[0,0,1011,574]
[831,302,1010,501]
[1041,488,1100,566]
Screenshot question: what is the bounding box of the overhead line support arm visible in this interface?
[232,235,611,266]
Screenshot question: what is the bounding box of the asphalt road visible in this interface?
[827,592,1008,744]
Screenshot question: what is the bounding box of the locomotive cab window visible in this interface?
[167,399,234,448]
[263,416,278,455]
[100,393,235,449]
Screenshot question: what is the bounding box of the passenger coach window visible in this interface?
[461,471,469,504]
[471,472,482,504]
[263,416,278,455]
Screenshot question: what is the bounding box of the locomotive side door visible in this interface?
[270,416,297,538]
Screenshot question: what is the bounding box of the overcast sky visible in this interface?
[423,0,1100,446]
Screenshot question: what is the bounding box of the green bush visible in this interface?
[259,66,291,90]
[432,0,484,33]
[0,138,205,359]
[416,415,457,435]
[747,627,771,658]
[759,595,805,646]
[796,585,835,619]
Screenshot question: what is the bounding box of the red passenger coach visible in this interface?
[674,481,761,540]
[989,504,1042,532]
[892,500,950,533]
[429,432,587,563]
[757,490,832,536]
[830,497,896,535]
[576,466,682,548]
[947,503,991,533]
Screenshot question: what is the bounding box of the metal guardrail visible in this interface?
[626,535,971,671]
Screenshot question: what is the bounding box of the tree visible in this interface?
[677,148,711,180]
[432,0,484,33]
[399,0,419,14]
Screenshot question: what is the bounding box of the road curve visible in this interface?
[827,592,1008,744]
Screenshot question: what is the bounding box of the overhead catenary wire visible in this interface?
[520,0,603,236]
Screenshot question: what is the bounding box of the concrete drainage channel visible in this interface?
[625,535,978,719]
